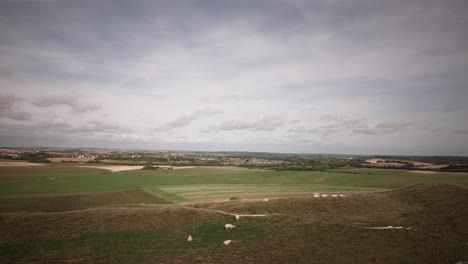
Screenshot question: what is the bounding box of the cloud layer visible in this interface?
[0,0,467,155]
[32,95,100,113]
[0,94,31,121]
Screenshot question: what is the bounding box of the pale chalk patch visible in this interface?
[79,165,144,172]
[225,224,236,230]
[369,226,406,230]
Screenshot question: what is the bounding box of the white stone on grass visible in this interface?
[224,224,236,230]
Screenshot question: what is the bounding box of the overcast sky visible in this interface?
[1,0,467,155]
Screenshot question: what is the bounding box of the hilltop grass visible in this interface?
[1,183,467,263]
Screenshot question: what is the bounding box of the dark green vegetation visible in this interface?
[1,163,468,263]
[0,164,104,184]
[0,189,170,213]
[1,183,467,263]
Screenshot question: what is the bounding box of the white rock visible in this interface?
[223,240,232,245]
[263,198,269,202]
[187,235,193,242]
[225,224,236,230]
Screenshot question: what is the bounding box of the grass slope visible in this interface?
[0,189,170,213]
[0,183,467,263]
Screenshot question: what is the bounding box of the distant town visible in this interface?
[1,147,467,172]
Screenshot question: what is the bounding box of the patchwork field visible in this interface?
[1,164,468,198]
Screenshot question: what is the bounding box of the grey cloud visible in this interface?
[163,108,222,131]
[0,119,145,148]
[37,118,130,134]
[71,120,130,133]
[32,95,101,113]
[0,94,31,121]
[219,121,256,131]
[319,113,414,136]
[287,127,318,134]
[219,115,287,131]
[452,129,468,135]
[353,121,414,136]
[218,94,241,101]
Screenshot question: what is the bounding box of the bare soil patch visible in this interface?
[409,170,467,175]
[365,158,385,164]
[0,162,47,167]
[153,165,196,170]
[47,157,94,163]
[79,165,144,172]
[308,177,328,183]
[409,170,439,175]
[419,164,449,169]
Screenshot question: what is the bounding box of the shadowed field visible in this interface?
[0,189,170,213]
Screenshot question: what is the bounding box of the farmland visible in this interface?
[1,162,468,263]
[1,165,467,197]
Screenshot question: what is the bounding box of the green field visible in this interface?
[148,184,386,202]
[1,164,468,200]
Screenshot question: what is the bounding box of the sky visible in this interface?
[0,0,467,155]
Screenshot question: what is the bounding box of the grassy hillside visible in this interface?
[0,183,466,263]
[0,189,170,213]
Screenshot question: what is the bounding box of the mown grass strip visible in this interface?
[143,187,188,203]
